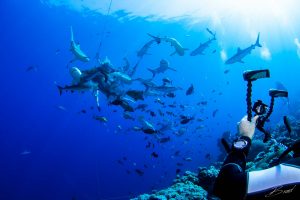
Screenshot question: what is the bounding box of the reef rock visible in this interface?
[132,171,208,200]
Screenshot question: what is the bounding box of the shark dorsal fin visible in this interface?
[237,47,242,52]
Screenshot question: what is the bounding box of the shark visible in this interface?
[148,59,176,78]
[137,40,155,58]
[137,33,162,58]
[148,34,188,56]
[70,26,90,62]
[190,29,216,56]
[149,85,182,94]
[225,33,262,64]
[56,81,98,96]
[163,37,188,56]
[108,71,133,84]
[56,66,101,111]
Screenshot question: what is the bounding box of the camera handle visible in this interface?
[246,80,253,121]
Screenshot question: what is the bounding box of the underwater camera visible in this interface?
[252,100,268,115]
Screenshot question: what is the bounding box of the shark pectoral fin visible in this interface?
[70,26,74,42]
[170,51,177,56]
[237,47,242,52]
[147,68,156,77]
[168,67,177,72]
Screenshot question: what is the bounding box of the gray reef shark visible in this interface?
[149,84,182,94]
[137,40,155,58]
[190,28,216,56]
[225,33,262,64]
[148,59,176,78]
[70,26,90,62]
[148,34,188,56]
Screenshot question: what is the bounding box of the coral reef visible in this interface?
[131,171,208,200]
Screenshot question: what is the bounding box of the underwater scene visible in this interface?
[1,0,300,199]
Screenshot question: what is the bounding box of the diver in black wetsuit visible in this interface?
[213,115,300,200]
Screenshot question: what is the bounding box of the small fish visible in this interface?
[55,105,67,111]
[166,93,176,98]
[117,160,124,165]
[55,49,60,55]
[135,169,144,176]
[154,98,164,105]
[20,150,31,155]
[162,77,172,84]
[196,125,205,130]
[176,169,181,174]
[283,116,292,137]
[176,162,184,166]
[183,157,192,162]
[197,101,208,105]
[180,115,194,124]
[224,69,230,74]
[135,104,148,111]
[174,151,180,156]
[143,128,157,134]
[26,65,38,72]
[158,136,171,143]
[168,104,176,108]
[212,109,219,117]
[146,142,152,148]
[123,112,135,120]
[205,153,211,160]
[186,84,194,95]
[151,152,159,158]
[150,111,156,117]
[93,115,108,123]
[80,109,87,114]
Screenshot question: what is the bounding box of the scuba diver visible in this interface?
[213,69,299,199]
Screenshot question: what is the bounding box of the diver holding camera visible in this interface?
[213,69,300,200]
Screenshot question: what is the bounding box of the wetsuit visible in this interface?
[213,136,300,200]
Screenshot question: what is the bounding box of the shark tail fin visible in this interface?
[255,33,262,48]
[147,33,161,44]
[57,85,64,96]
[212,32,216,40]
[147,68,156,78]
[70,26,74,42]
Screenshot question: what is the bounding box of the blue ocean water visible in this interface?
[0,1,299,199]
